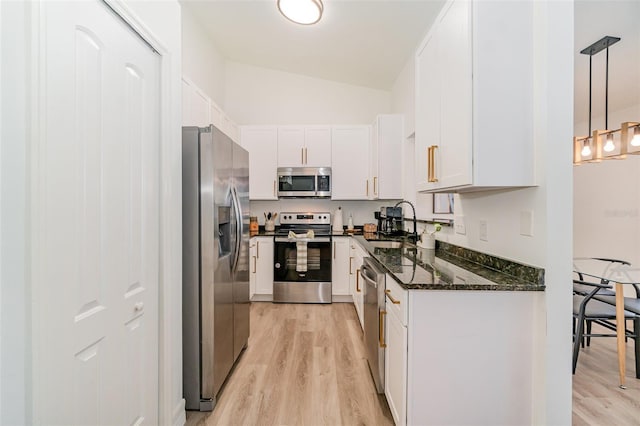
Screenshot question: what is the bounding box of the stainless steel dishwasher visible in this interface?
[361,256,386,394]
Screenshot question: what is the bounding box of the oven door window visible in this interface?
[274,241,331,282]
[279,175,315,193]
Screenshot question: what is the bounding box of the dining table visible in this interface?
[573,257,640,388]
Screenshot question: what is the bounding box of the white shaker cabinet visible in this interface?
[332,237,351,296]
[331,126,371,200]
[415,0,535,193]
[278,126,331,167]
[250,237,274,300]
[384,275,408,426]
[371,115,403,200]
[240,126,278,200]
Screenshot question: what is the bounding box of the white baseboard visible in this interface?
[250,294,273,302]
[332,295,354,303]
[172,399,186,426]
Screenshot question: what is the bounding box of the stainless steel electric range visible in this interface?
[273,212,332,303]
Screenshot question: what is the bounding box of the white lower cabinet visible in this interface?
[250,237,274,300]
[331,237,351,296]
[384,298,407,426]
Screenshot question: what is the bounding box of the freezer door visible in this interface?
[201,127,235,401]
[232,139,250,360]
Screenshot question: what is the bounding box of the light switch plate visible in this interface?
[454,216,466,235]
[520,210,534,236]
[479,220,488,241]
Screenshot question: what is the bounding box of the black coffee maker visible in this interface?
[375,206,404,236]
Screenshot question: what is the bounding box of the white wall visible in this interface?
[390,1,574,424]
[181,4,226,107]
[225,61,391,125]
[1,1,29,424]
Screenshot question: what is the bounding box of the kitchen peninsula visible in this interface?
[354,235,545,426]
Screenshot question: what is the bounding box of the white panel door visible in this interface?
[331,126,370,200]
[277,126,305,167]
[37,1,160,424]
[304,126,331,167]
[241,126,278,200]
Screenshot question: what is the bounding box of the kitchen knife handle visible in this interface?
[379,310,387,348]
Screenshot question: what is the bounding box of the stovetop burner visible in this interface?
[276,212,332,236]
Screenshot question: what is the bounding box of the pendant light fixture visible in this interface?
[277,0,323,25]
[572,36,640,164]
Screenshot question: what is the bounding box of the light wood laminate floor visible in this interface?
[573,323,640,425]
[186,302,393,426]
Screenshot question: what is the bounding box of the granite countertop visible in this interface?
[353,235,545,292]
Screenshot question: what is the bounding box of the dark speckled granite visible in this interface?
[354,236,545,292]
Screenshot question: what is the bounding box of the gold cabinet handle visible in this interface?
[366,180,369,197]
[373,176,378,195]
[273,180,276,197]
[356,268,361,293]
[301,147,304,164]
[379,310,387,348]
[385,289,400,305]
[304,147,308,164]
[256,241,260,258]
[428,145,439,183]
[252,256,257,273]
[333,241,336,259]
[349,257,353,274]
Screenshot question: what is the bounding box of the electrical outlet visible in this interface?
[479,220,488,241]
[520,210,534,237]
[454,216,466,235]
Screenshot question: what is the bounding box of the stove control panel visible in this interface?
[279,212,331,225]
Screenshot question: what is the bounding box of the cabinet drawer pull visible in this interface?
[273,180,276,197]
[373,176,378,195]
[301,148,304,164]
[256,241,260,258]
[304,147,308,164]
[379,310,387,348]
[428,145,439,183]
[349,257,353,274]
[333,241,336,259]
[366,180,369,197]
[385,289,401,305]
[356,268,361,293]
[252,256,257,273]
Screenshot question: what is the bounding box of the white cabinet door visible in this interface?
[331,126,371,200]
[374,115,403,199]
[277,126,305,167]
[241,126,278,200]
[277,126,331,167]
[385,304,408,426]
[38,2,160,423]
[437,0,472,188]
[255,237,274,296]
[331,237,351,296]
[304,126,331,167]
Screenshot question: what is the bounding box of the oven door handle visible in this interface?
[274,236,332,243]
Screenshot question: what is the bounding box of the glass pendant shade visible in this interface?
[278,0,323,25]
[632,126,640,147]
[603,133,615,152]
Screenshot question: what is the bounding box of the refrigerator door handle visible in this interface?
[230,186,242,273]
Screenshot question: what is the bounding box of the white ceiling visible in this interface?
[180,0,446,90]
[180,1,639,126]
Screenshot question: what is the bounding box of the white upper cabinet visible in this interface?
[331,126,371,200]
[415,0,535,193]
[277,126,331,167]
[240,126,278,200]
[371,115,403,200]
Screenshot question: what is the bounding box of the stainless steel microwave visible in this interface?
[277,167,331,198]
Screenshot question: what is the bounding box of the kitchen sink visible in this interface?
[366,240,404,249]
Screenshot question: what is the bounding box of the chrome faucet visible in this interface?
[394,200,417,243]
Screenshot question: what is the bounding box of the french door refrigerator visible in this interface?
[182,125,250,411]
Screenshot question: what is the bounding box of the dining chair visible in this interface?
[572,278,640,376]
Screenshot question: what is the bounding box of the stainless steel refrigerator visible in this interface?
[182,125,250,411]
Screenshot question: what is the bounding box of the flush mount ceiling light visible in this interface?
[277,0,323,25]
